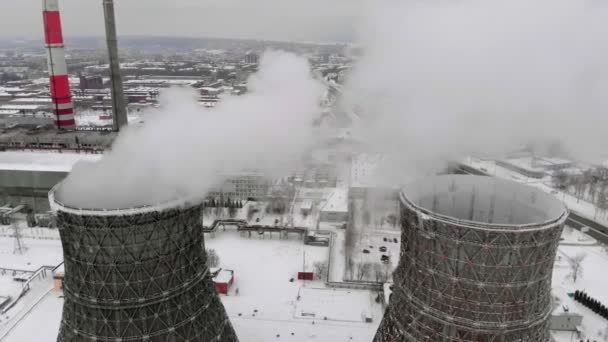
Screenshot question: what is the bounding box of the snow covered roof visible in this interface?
[322,188,348,213]
[212,269,234,284]
[0,109,20,115]
[10,98,52,103]
[0,151,101,172]
[0,104,45,110]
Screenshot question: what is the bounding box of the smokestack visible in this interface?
[42,0,76,130]
[103,0,128,131]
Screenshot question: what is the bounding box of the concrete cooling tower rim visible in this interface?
[49,183,203,216]
[400,175,568,231]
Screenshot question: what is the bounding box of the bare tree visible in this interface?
[363,210,371,226]
[313,262,328,281]
[598,191,608,219]
[384,262,392,282]
[567,253,586,283]
[574,176,586,203]
[214,205,223,218]
[373,263,386,283]
[246,205,256,221]
[229,206,238,218]
[356,262,372,281]
[346,257,355,280]
[206,249,220,268]
[552,170,570,190]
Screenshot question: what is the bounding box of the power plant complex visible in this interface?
[37,2,577,342]
[50,188,239,342]
[373,175,568,341]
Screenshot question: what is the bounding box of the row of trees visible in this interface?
[206,249,220,268]
[553,169,608,219]
[205,199,244,209]
[345,259,391,282]
[574,290,608,321]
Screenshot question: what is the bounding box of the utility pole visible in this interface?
[103,0,128,131]
[12,219,26,255]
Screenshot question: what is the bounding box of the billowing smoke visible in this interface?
[57,51,323,209]
[343,0,608,182]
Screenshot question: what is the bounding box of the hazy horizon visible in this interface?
[0,0,365,43]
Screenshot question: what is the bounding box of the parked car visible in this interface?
[379,246,388,252]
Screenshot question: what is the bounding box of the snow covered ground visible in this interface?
[464,158,608,228]
[0,229,63,271]
[210,230,381,341]
[347,232,399,282]
[0,200,605,341]
[552,243,608,341]
[0,228,382,342]
[0,291,62,342]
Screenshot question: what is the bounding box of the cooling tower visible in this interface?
[49,188,239,342]
[374,175,567,342]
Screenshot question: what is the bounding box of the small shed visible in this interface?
[212,269,234,295]
[297,272,314,281]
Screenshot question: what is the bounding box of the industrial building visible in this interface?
[374,175,567,341]
[49,188,239,342]
[212,268,235,295]
[207,172,270,201]
[319,188,348,222]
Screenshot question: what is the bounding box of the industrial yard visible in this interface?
[0,203,607,341]
[1,0,608,340]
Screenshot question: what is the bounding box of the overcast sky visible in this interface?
[0,0,366,42]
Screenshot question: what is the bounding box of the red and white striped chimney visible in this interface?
[42,0,76,130]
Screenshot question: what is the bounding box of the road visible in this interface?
[454,163,608,244]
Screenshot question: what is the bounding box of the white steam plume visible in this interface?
[58,51,323,209]
[344,0,608,181]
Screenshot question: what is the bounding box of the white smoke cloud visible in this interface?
[57,51,324,209]
[343,0,608,181]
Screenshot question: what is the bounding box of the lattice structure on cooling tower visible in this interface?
[49,189,238,342]
[374,175,568,342]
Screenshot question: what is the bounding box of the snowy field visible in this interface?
[207,230,382,341]
[0,211,606,341]
[552,243,608,342]
[0,230,63,271]
[0,229,382,342]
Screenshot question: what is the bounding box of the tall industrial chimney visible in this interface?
[103,0,128,131]
[42,0,76,130]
